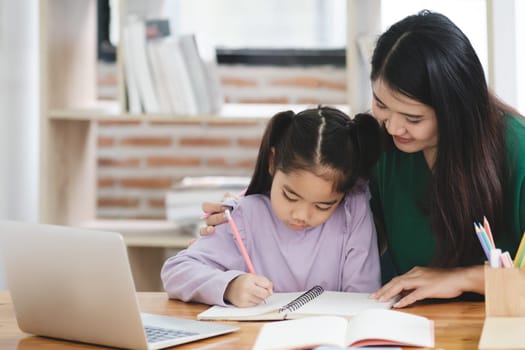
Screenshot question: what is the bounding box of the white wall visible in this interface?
[487,0,518,108]
[515,0,525,114]
[0,0,39,290]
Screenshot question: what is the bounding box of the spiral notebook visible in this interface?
[197,286,395,321]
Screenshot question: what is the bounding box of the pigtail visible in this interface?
[246,110,295,195]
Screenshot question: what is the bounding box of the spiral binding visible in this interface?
[278,285,325,313]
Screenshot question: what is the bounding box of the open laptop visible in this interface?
[0,220,239,350]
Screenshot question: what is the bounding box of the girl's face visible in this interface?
[372,79,439,167]
[269,169,344,231]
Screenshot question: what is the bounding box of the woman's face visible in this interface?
[372,79,439,166]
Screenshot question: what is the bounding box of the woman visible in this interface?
[200,10,525,308]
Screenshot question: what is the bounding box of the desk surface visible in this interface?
[0,291,485,350]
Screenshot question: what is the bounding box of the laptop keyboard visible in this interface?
[145,325,199,343]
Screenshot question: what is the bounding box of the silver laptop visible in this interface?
[0,221,238,350]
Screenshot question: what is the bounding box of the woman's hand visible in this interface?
[200,192,240,236]
[370,265,484,308]
[199,201,228,236]
[224,274,273,307]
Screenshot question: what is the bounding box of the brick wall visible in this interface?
[97,63,347,219]
[219,65,347,105]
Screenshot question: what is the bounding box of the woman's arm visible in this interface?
[371,265,485,307]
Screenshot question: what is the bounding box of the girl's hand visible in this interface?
[224,274,273,307]
[370,265,484,308]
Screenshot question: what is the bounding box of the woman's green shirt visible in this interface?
[371,114,525,275]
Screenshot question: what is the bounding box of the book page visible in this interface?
[345,309,434,348]
[197,292,303,320]
[198,290,395,321]
[293,291,394,317]
[252,316,348,350]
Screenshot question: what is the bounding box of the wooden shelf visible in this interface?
[48,103,350,121]
[80,219,196,248]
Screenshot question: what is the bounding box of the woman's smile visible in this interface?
[393,135,413,144]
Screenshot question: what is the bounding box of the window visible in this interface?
[162,0,346,49]
[104,0,347,66]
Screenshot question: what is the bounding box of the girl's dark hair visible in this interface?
[246,106,381,197]
[371,10,513,267]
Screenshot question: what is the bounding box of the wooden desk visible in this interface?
[0,291,485,349]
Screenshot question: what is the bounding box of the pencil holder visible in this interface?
[484,265,525,316]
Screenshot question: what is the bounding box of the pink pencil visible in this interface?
[483,216,496,249]
[225,209,256,274]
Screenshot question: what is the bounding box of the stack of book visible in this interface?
[165,176,250,226]
[122,17,223,115]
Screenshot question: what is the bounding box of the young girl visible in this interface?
[161,106,382,307]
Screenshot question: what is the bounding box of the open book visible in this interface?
[252,310,435,350]
[197,286,395,321]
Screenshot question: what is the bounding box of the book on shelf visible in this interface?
[252,310,435,350]
[178,34,215,115]
[122,17,223,115]
[197,285,395,321]
[122,18,142,114]
[191,34,224,114]
[147,40,173,113]
[145,19,174,114]
[157,36,199,115]
[123,17,165,113]
[175,176,251,189]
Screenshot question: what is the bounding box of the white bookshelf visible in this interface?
[39,0,380,290]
